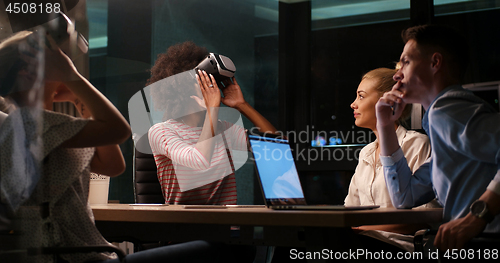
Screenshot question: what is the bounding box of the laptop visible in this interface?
[248,132,379,211]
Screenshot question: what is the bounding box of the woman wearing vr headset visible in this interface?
[0,29,131,262]
[0,30,236,263]
[147,41,277,205]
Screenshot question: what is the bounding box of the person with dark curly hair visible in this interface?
[146,41,208,121]
[148,41,277,205]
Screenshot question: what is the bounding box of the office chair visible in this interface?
[133,133,164,204]
[130,133,167,251]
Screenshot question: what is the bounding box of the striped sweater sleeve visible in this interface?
[148,123,210,170]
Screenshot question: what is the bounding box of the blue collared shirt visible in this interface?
[381,85,500,232]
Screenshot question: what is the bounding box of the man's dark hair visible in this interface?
[402,24,470,81]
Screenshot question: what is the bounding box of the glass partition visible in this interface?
[434,0,500,16]
[310,0,411,150]
[0,2,89,259]
[87,0,107,52]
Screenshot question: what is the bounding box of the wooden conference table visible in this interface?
[92,204,442,248]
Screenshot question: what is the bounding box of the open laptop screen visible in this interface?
[248,134,307,205]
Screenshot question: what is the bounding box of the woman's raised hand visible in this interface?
[375,86,406,128]
[220,77,245,109]
[195,70,221,109]
[44,47,81,83]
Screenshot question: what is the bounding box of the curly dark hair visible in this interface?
[147,41,208,119]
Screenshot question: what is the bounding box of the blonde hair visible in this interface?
[361,67,412,125]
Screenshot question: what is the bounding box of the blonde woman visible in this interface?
[345,67,435,251]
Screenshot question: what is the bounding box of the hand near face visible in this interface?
[44,47,80,83]
[375,84,406,127]
[220,77,245,109]
[195,70,221,109]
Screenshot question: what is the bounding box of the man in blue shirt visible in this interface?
[375,24,500,251]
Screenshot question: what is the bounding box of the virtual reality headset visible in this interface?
[44,12,89,57]
[195,53,236,86]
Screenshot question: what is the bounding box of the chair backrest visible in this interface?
[133,134,164,204]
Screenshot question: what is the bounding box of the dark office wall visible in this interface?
[254,35,279,128]
[150,0,267,111]
[434,9,500,84]
[310,19,411,143]
[89,0,153,204]
[308,7,500,165]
